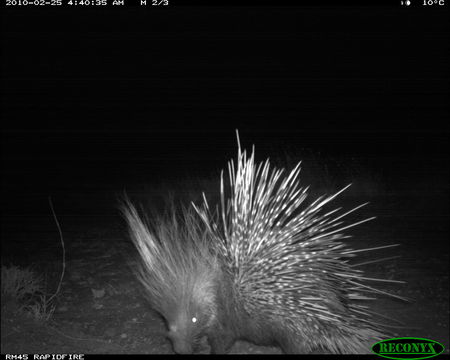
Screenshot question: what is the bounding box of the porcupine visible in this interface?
[121,134,403,354]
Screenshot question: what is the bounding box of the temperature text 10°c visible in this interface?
[423,0,445,5]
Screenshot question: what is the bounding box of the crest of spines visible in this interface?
[121,198,219,315]
[194,133,402,319]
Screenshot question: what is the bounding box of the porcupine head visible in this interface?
[121,199,225,354]
[158,256,222,354]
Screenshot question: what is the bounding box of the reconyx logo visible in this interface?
[372,337,445,360]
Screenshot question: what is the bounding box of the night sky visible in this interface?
[1,2,449,213]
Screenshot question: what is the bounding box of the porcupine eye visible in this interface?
[191,316,198,324]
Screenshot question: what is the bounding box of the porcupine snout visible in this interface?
[168,330,193,354]
[166,314,196,354]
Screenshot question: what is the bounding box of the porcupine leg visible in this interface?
[207,332,234,354]
[278,333,311,354]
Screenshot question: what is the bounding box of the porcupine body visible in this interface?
[121,137,401,354]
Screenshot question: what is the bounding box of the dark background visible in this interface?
[1,2,449,218]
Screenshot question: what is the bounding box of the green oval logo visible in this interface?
[372,337,445,360]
